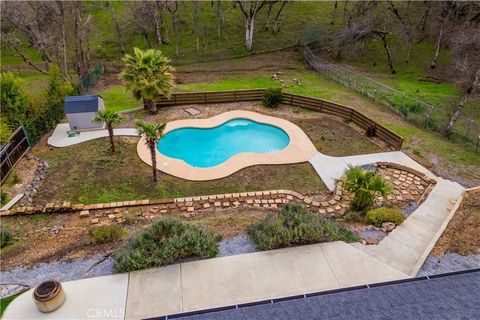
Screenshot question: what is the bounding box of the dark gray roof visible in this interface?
[155,269,480,320]
[64,95,102,114]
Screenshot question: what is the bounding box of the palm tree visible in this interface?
[342,166,393,212]
[136,120,166,182]
[121,47,174,114]
[94,109,123,153]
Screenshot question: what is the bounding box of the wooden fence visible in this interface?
[148,89,403,150]
[1,126,30,185]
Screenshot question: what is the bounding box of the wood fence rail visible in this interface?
[1,126,30,185]
[146,89,403,150]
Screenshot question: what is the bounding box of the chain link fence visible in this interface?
[76,63,104,94]
[303,46,480,153]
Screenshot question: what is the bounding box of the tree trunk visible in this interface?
[379,33,395,74]
[149,141,158,182]
[245,16,255,51]
[265,2,273,30]
[111,5,125,54]
[146,99,158,114]
[331,1,338,26]
[108,124,115,153]
[216,0,222,38]
[431,7,451,69]
[57,1,69,80]
[445,69,480,135]
[153,1,163,45]
[418,1,432,32]
[272,1,287,34]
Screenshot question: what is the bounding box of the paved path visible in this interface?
[47,123,138,148]
[4,242,407,320]
[309,150,465,276]
[351,177,464,276]
[309,151,436,191]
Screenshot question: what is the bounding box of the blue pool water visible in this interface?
[157,118,290,168]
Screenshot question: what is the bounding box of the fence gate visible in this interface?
[1,126,30,184]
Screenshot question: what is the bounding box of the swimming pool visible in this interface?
[157,118,290,168]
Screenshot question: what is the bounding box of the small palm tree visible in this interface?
[136,120,166,182]
[94,109,123,153]
[342,166,393,212]
[121,47,174,114]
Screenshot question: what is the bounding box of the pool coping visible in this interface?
[136,110,318,181]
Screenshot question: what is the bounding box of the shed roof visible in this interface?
[64,95,102,114]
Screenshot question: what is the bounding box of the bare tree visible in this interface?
[127,1,153,48]
[337,18,396,74]
[96,1,126,53]
[73,1,92,78]
[431,2,454,69]
[272,1,287,34]
[445,26,480,135]
[387,1,416,64]
[192,0,201,52]
[331,1,338,26]
[166,1,180,56]
[2,1,61,73]
[235,0,276,51]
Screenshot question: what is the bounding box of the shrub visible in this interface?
[113,219,221,272]
[344,211,364,222]
[342,166,393,212]
[0,192,9,206]
[247,204,358,251]
[90,225,128,244]
[366,207,405,227]
[365,125,377,137]
[0,72,29,128]
[262,88,283,108]
[0,228,12,249]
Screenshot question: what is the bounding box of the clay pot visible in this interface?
[33,280,66,313]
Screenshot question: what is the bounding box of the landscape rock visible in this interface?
[382,222,396,232]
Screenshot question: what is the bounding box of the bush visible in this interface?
[366,207,405,227]
[262,88,283,108]
[0,191,9,206]
[342,166,393,212]
[0,72,29,128]
[113,219,221,272]
[0,228,12,249]
[90,225,128,244]
[247,204,358,251]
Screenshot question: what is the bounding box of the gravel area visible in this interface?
[218,233,257,257]
[0,254,115,289]
[0,235,258,291]
[418,253,480,276]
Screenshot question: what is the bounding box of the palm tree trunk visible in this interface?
[149,141,158,182]
[108,124,115,153]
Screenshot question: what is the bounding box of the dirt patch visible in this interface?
[430,189,480,256]
[1,157,39,202]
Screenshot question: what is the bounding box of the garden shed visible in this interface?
[64,95,105,131]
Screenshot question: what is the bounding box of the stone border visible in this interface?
[0,162,436,221]
[136,110,318,181]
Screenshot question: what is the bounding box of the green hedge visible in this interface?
[262,88,283,108]
[113,219,221,272]
[366,207,405,227]
[247,204,358,251]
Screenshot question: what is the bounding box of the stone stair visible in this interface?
[351,178,464,276]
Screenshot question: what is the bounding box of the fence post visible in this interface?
[234,91,237,102]
[204,92,207,104]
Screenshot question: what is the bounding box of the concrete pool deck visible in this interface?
[136,110,318,180]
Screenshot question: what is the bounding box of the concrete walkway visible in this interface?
[309,151,436,191]
[47,123,138,148]
[4,242,407,320]
[351,177,464,276]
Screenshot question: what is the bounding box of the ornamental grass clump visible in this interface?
[247,204,358,251]
[113,219,221,272]
[366,207,405,227]
[0,228,12,249]
[342,166,393,213]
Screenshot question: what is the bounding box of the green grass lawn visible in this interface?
[97,85,140,112]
